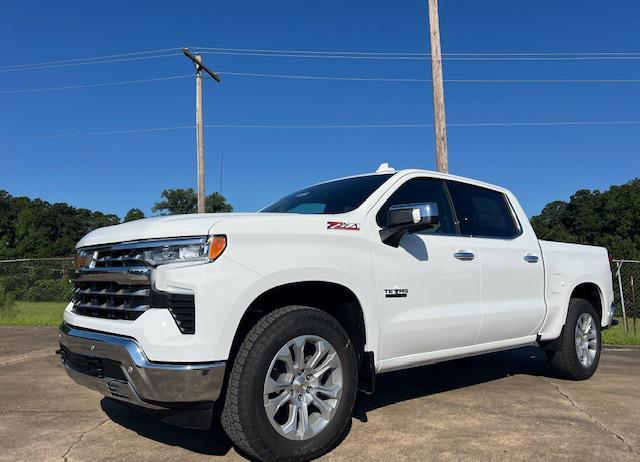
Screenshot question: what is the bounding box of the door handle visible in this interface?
[454,251,475,261]
[524,254,539,263]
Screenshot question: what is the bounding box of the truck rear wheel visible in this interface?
[220,305,358,461]
[546,298,601,380]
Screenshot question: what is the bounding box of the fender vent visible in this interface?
[151,291,196,334]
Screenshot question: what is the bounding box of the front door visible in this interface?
[369,176,483,362]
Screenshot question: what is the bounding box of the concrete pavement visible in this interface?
[1,326,638,461]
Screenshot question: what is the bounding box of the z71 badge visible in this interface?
[327,221,360,231]
[384,288,408,298]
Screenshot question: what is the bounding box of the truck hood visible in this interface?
[76,213,255,248]
[76,212,360,248]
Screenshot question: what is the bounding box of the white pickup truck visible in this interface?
[59,164,615,461]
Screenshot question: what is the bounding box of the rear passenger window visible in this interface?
[376,178,457,235]
[447,181,520,238]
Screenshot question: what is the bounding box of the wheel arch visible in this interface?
[227,280,375,392]
[570,282,604,321]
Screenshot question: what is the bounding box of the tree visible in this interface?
[531,178,640,260]
[153,188,233,215]
[0,190,120,258]
[206,192,234,213]
[124,208,145,222]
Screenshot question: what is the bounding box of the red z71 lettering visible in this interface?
[327,221,360,231]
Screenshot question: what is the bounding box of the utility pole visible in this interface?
[183,48,221,213]
[427,0,449,173]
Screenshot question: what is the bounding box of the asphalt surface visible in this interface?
[1,326,639,462]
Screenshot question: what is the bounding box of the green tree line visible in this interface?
[530,178,640,259]
[0,188,233,258]
[3,178,638,260]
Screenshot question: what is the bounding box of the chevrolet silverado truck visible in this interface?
[59,164,615,461]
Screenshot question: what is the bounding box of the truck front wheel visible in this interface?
[546,298,602,380]
[221,305,358,461]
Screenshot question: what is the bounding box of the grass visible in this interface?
[1,303,639,346]
[0,301,67,326]
[603,318,640,346]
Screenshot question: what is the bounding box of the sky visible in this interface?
[1,0,639,219]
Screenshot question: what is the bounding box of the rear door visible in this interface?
[446,180,546,343]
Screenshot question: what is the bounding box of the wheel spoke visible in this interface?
[276,347,296,374]
[297,401,310,439]
[314,383,342,399]
[312,394,334,419]
[265,375,292,394]
[291,337,306,370]
[306,339,327,370]
[312,351,339,378]
[264,390,291,417]
[280,403,298,436]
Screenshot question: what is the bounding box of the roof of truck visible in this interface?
[312,163,512,196]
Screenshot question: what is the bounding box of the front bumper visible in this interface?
[58,323,226,412]
[604,303,618,329]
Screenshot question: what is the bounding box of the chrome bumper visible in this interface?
[58,323,226,410]
[605,303,618,329]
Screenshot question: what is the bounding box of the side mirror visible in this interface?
[380,202,439,247]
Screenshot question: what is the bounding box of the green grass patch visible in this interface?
[603,318,640,346]
[0,301,67,326]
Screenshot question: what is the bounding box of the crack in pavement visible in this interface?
[1,409,99,414]
[0,348,54,366]
[61,416,114,462]
[540,376,640,456]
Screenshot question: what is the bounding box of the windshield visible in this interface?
[261,173,394,214]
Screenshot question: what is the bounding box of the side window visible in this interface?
[447,181,520,238]
[376,178,457,235]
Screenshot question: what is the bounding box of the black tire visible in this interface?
[220,306,358,462]
[547,298,602,380]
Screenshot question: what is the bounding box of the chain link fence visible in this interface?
[0,256,638,313]
[612,259,640,331]
[0,258,74,304]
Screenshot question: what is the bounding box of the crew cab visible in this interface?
[59,164,615,461]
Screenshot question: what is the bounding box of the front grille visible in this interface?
[92,248,147,269]
[72,243,196,334]
[73,280,150,320]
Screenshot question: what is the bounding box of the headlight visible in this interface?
[74,249,95,271]
[143,235,227,266]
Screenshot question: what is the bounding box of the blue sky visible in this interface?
[1,0,639,219]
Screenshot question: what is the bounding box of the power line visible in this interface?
[0,74,191,95]
[195,46,640,57]
[5,47,640,73]
[219,72,640,84]
[218,71,430,81]
[24,120,640,139]
[0,52,181,73]
[195,46,426,57]
[200,51,640,61]
[195,47,640,61]
[7,71,640,95]
[0,47,181,70]
[26,125,193,139]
